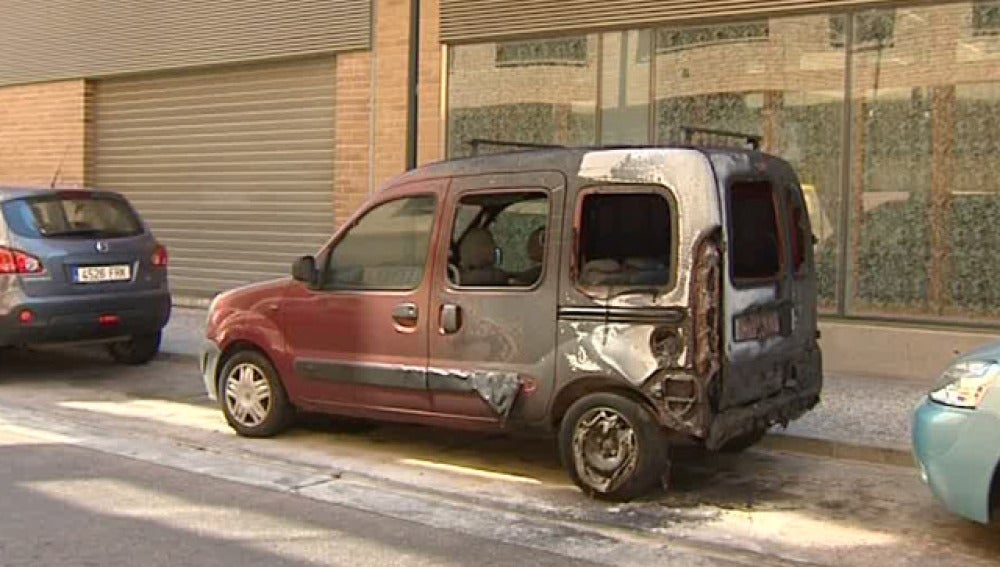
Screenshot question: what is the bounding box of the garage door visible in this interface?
[89,57,336,300]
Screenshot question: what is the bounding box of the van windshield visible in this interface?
[1,193,143,239]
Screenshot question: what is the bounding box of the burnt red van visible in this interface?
[201,146,822,501]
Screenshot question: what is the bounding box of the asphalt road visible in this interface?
[0,429,605,567]
[0,346,997,567]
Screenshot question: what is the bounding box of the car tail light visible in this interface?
[0,246,44,275]
[151,244,168,267]
[18,309,35,325]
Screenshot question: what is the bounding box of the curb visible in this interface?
[759,432,914,468]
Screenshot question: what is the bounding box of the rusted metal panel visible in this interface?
[440,0,901,43]
[0,0,369,86]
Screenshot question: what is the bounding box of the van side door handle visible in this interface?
[392,302,419,326]
[439,304,461,335]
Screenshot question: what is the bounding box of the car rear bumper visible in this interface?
[0,288,171,346]
[912,398,998,524]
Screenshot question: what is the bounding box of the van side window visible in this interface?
[448,191,549,288]
[577,192,673,289]
[728,181,781,282]
[323,195,436,291]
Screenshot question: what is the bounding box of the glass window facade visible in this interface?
[447,35,598,157]
[446,1,1000,324]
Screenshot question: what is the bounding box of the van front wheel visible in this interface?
[218,350,293,438]
[558,392,669,501]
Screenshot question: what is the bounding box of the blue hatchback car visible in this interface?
[0,188,171,364]
[913,341,1000,524]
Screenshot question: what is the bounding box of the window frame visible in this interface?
[725,177,788,289]
[319,193,438,293]
[572,184,680,299]
[831,9,896,50]
[444,187,552,293]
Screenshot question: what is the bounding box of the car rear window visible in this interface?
[1,193,143,239]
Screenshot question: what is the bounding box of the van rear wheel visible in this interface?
[108,332,161,365]
[558,392,669,501]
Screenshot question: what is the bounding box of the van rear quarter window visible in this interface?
[728,181,781,283]
[577,191,673,289]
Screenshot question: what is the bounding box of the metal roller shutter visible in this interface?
[0,0,369,87]
[89,57,336,300]
[440,0,898,42]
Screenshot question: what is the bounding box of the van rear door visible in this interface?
[712,154,821,413]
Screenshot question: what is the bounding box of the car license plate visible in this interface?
[74,264,132,283]
[735,310,782,342]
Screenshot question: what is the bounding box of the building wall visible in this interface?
[373,0,414,189]
[0,80,86,187]
[418,0,445,165]
[335,51,375,225]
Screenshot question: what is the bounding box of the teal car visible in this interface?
[913,341,1000,524]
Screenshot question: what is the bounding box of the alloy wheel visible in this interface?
[223,363,272,427]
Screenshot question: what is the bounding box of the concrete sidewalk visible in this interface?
[163,307,925,466]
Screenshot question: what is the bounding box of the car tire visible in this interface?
[107,331,161,365]
[718,429,768,453]
[558,392,669,502]
[218,350,293,438]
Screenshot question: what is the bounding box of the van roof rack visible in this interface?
[467,138,565,156]
[681,126,761,151]
[465,129,761,157]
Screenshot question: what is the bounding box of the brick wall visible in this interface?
[334,51,374,225]
[373,0,412,189]
[418,0,444,165]
[0,80,86,187]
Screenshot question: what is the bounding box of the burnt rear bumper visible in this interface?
[705,385,821,451]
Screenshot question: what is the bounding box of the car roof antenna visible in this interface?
[49,144,70,189]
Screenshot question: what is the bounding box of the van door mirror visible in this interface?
[292,255,318,286]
